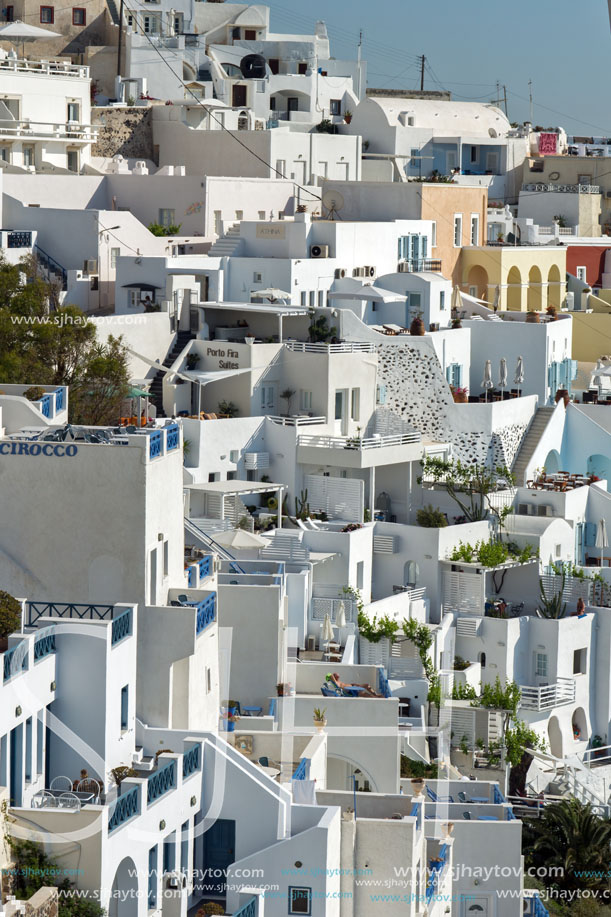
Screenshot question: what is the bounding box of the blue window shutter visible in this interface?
[446,366,452,384]
[421,235,428,259]
[397,238,402,260]
[377,384,387,405]
[456,364,463,387]
[585,522,597,547]
[570,359,578,380]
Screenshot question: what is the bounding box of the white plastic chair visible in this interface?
[58,792,81,810]
[50,775,72,792]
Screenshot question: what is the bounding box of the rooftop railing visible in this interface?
[519,677,576,711]
[284,341,376,354]
[267,415,327,427]
[25,601,133,626]
[0,119,98,141]
[298,431,421,450]
[0,58,90,77]
[3,639,28,682]
[522,182,601,194]
[108,785,140,832]
[147,759,176,804]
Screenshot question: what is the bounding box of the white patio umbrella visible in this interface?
[482,359,494,402]
[0,20,60,55]
[321,612,334,653]
[514,355,525,394]
[328,284,405,304]
[451,285,462,316]
[251,288,291,302]
[596,518,608,567]
[499,357,508,398]
[492,285,501,312]
[336,601,347,628]
[214,529,268,549]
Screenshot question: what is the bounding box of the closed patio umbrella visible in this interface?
[492,285,501,312]
[451,285,462,317]
[499,357,508,398]
[321,612,334,653]
[596,518,608,567]
[336,601,347,628]
[514,355,525,395]
[482,359,494,401]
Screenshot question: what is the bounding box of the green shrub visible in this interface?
[24,385,45,402]
[0,591,21,639]
[416,504,447,528]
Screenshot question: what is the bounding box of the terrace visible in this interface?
[297,430,423,469]
[3,421,181,462]
[230,730,325,785]
[0,119,98,143]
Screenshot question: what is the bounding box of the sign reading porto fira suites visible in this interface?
[0,442,78,456]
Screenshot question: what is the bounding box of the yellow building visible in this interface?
[461,246,566,311]
[570,294,611,362]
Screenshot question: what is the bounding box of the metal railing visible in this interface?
[0,58,90,78]
[292,758,310,780]
[147,759,176,804]
[195,594,216,635]
[33,626,56,662]
[3,639,28,682]
[25,601,120,625]
[34,243,67,290]
[519,677,576,711]
[0,119,98,141]
[298,431,421,450]
[232,899,257,917]
[398,259,442,272]
[111,608,132,646]
[284,341,376,354]
[182,744,201,779]
[267,415,327,427]
[522,182,601,194]
[6,231,32,248]
[108,785,140,832]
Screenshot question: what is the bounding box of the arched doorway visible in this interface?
[572,707,587,742]
[587,454,611,482]
[548,264,563,309]
[548,716,562,758]
[109,857,138,917]
[506,266,522,311]
[544,449,561,474]
[466,266,489,301]
[326,756,377,792]
[528,265,543,311]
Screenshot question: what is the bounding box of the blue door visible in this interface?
[203,819,236,896]
[10,724,23,806]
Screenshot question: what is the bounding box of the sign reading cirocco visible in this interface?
[0,442,78,456]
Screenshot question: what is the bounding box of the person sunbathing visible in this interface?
[326,672,382,698]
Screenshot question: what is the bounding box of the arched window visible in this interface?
[479,651,486,668]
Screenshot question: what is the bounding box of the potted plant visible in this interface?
[0,591,22,652]
[526,311,540,323]
[410,315,425,336]
[591,735,606,759]
[452,385,468,403]
[410,777,425,798]
[555,388,570,407]
[24,385,45,402]
[546,304,558,320]
[244,335,256,345]
[276,682,290,696]
[186,353,200,370]
[313,706,327,731]
[344,110,353,124]
[221,700,240,732]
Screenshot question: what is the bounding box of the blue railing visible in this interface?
[25,602,115,625]
[40,394,52,418]
[292,758,310,780]
[54,387,65,412]
[268,698,276,718]
[149,430,163,459]
[34,626,56,661]
[7,231,32,248]
[378,668,392,698]
[196,594,216,635]
[182,744,201,779]
[233,899,256,917]
[524,893,549,917]
[506,807,517,820]
[3,640,29,682]
[426,842,449,903]
[187,566,196,588]
[409,801,423,830]
[198,555,212,582]
[166,423,179,451]
[111,608,132,646]
[108,785,140,832]
[147,759,176,804]
[493,785,506,805]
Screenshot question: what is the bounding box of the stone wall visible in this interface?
[92,106,154,160]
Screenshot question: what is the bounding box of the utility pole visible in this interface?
[503,85,508,119]
[357,29,363,99]
[495,80,500,107]
[528,79,533,124]
[420,54,425,92]
[117,0,124,81]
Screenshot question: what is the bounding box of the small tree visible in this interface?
[537,571,567,619]
[280,387,295,415]
[0,590,21,639]
[418,456,514,524]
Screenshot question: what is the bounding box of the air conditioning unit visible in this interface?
[310,244,329,258]
[517,504,529,515]
[353,265,376,278]
[365,266,376,278]
[335,268,346,279]
[166,876,181,890]
[85,259,98,274]
[398,262,411,273]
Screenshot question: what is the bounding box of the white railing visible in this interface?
[284,342,376,354]
[523,182,601,194]
[519,677,576,711]
[267,415,327,427]
[0,58,90,78]
[298,432,422,450]
[583,743,611,768]
[0,119,98,141]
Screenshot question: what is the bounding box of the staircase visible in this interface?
[511,407,555,485]
[207,224,243,257]
[149,330,192,418]
[106,0,120,24]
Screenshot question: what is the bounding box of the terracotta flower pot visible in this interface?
[410,317,425,336]
[555,388,569,407]
[526,311,540,323]
[453,391,468,404]
[411,778,425,797]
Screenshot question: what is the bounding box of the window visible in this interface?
[453,214,462,247]
[180,821,189,872]
[159,208,175,227]
[5,5,13,19]
[300,390,312,411]
[555,543,562,558]
[163,837,175,873]
[208,472,220,482]
[573,648,587,675]
[148,847,158,910]
[235,210,243,221]
[244,28,256,39]
[36,713,44,775]
[445,363,463,387]
[206,668,211,693]
[486,151,499,173]
[110,247,120,268]
[25,717,32,782]
[40,5,54,22]
[275,159,286,178]
[431,222,437,248]
[409,147,419,166]
[258,210,265,221]
[308,291,315,308]
[260,385,274,411]
[226,470,236,480]
[317,290,325,308]
[470,214,479,246]
[289,888,312,916]
[376,384,386,405]
[253,271,263,283]
[300,291,306,307]
[128,289,140,308]
[356,561,364,589]
[479,651,486,668]
[535,653,548,678]
[269,59,279,75]
[120,685,129,729]
[298,61,307,75]
[334,390,343,420]
[350,387,360,421]
[229,449,239,463]
[0,146,9,163]
[72,7,85,24]
[67,150,79,172]
[163,539,169,577]
[23,146,34,167]
[470,145,477,163]
[67,101,80,122]
[329,99,341,116]
[439,291,445,311]
[576,266,587,282]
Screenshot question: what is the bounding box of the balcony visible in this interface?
[522,182,601,194]
[0,58,90,78]
[398,259,443,273]
[297,431,423,469]
[0,119,98,143]
[285,341,375,354]
[519,678,576,711]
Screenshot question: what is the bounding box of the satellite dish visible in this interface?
[322,189,344,221]
[240,53,267,80]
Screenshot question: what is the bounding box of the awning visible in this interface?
[122,283,161,291]
[127,386,150,398]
